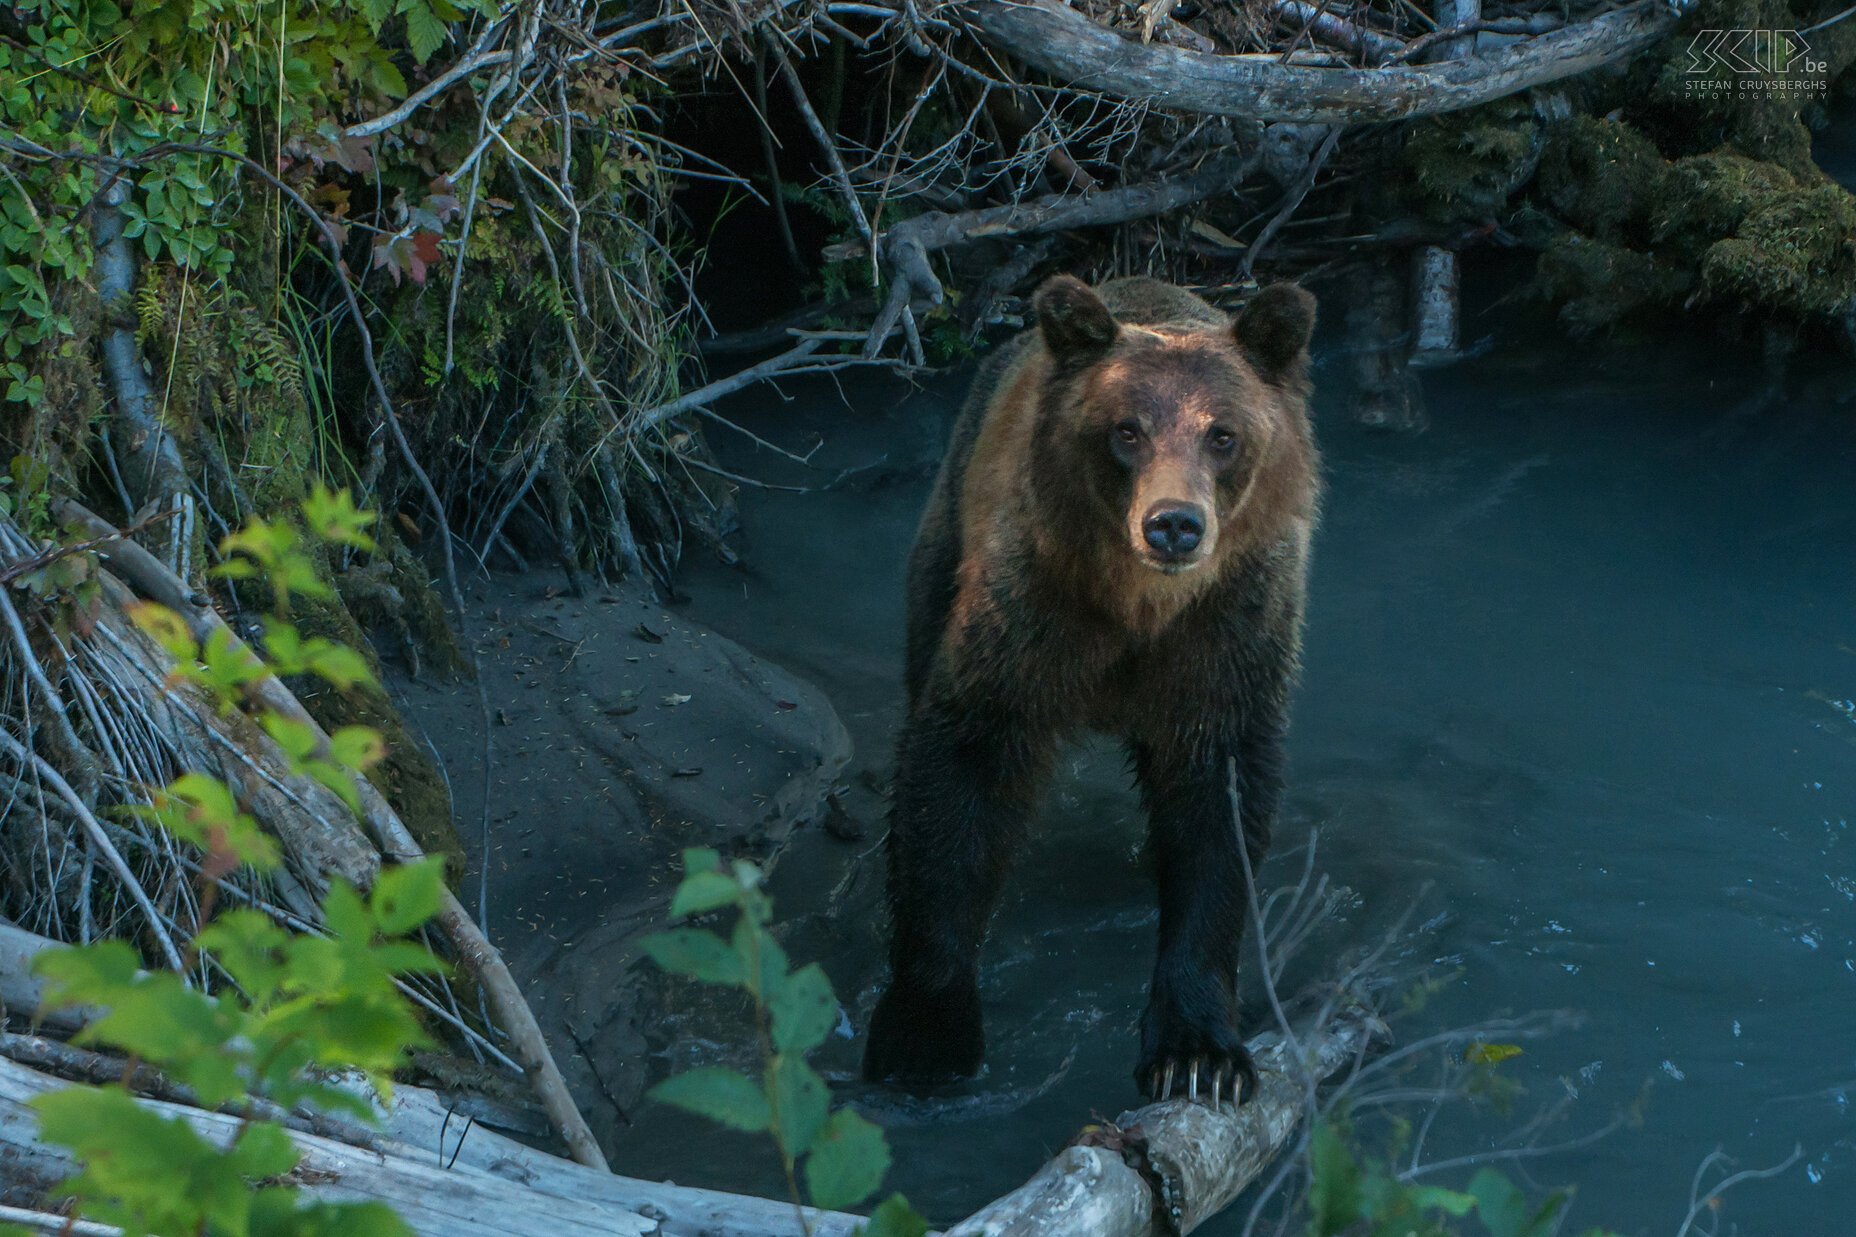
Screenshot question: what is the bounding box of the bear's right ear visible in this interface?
[1034,275,1118,365]
[1233,283,1317,385]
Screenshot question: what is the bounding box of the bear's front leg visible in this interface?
[863,704,1047,1086]
[1132,726,1283,1108]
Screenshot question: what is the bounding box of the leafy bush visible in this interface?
[12,489,441,1236]
[644,850,927,1237]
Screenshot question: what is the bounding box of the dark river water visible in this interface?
[599,286,1856,1234]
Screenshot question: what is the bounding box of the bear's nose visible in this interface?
[1142,504,1205,558]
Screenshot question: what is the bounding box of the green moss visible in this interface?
[292,575,465,880]
[1701,186,1856,315]
[1652,151,1798,252]
[1644,0,1856,176]
[1401,97,1544,222]
[1535,232,1693,335]
[1536,117,1669,241]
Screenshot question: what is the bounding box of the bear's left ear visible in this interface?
[1233,283,1317,385]
[1034,275,1119,366]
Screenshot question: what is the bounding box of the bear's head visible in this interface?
[1032,275,1316,577]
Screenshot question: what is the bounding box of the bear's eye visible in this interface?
[1209,427,1238,453]
[1115,421,1142,446]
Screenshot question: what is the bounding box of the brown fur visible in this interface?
[865,275,1321,1100]
[926,276,1316,682]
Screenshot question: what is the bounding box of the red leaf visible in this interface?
[371,237,404,286]
[409,229,442,282]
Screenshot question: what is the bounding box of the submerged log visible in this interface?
[965,0,1678,124]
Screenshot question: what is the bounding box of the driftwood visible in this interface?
[944,1015,1370,1236]
[0,1042,869,1237]
[0,1054,655,1237]
[0,901,1372,1237]
[0,1002,1370,1237]
[963,0,1677,124]
[865,151,1261,353]
[0,922,89,1035]
[48,499,608,1171]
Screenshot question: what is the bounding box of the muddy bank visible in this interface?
[392,574,851,1143]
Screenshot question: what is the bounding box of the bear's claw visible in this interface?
[1142,1046,1259,1109]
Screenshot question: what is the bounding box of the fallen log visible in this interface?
[0,1003,1371,1237]
[0,1051,866,1237]
[944,1012,1371,1235]
[963,0,1678,124]
[0,1054,655,1237]
[0,922,88,1034]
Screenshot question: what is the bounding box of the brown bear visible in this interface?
[861,274,1320,1106]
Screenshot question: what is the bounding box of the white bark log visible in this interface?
[0,1055,873,1237]
[0,1055,652,1236]
[0,925,1367,1237]
[0,922,91,1034]
[1410,247,1461,364]
[944,1015,1370,1236]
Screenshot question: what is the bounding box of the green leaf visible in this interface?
[770,963,838,1055]
[321,878,373,943]
[640,928,744,986]
[305,642,376,691]
[670,870,740,918]
[862,1195,930,1237]
[1306,1121,1363,1236]
[33,1089,239,1235]
[403,1,447,62]
[1404,1183,1478,1217]
[329,725,386,772]
[649,1068,771,1132]
[804,1109,891,1211]
[195,909,290,1000]
[369,858,445,935]
[228,1120,300,1180]
[1464,1042,1524,1067]
[301,485,377,551]
[680,847,722,873]
[1471,1169,1571,1237]
[767,1053,828,1156]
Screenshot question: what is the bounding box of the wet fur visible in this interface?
[866,275,1320,1100]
